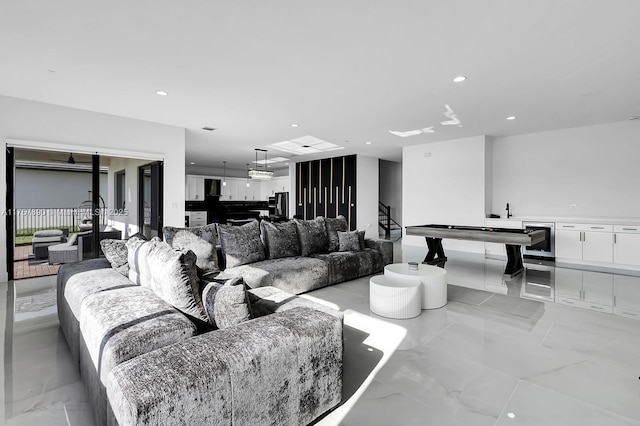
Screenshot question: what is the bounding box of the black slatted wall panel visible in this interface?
[295,155,357,230]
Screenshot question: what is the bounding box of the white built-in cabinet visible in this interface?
[555,223,613,264]
[613,225,640,266]
[187,174,290,201]
[613,275,640,318]
[185,175,205,201]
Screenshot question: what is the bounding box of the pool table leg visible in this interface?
[504,244,524,277]
[423,237,447,268]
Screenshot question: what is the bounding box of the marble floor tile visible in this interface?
[374,343,519,425]
[495,381,640,426]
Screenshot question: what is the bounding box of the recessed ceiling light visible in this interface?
[47,69,56,73]
[189,162,195,165]
[366,141,372,145]
[507,412,516,419]
[453,76,467,83]
[202,127,216,131]
[155,91,168,96]
[506,116,517,120]
[291,124,299,127]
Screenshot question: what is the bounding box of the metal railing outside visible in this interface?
[14,207,108,238]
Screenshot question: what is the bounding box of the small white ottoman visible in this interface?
[384,263,448,309]
[369,275,422,319]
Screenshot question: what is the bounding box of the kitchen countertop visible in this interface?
[485,215,640,226]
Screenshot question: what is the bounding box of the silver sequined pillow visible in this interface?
[325,216,349,252]
[202,276,252,329]
[217,220,265,268]
[100,239,129,276]
[260,220,301,259]
[163,224,219,272]
[338,230,361,252]
[294,217,329,256]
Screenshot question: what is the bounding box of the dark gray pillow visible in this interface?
[338,230,361,252]
[217,220,265,268]
[294,217,329,256]
[100,239,129,276]
[357,230,366,250]
[260,220,300,259]
[145,240,206,321]
[202,276,252,329]
[325,215,349,252]
[163,224,219,272]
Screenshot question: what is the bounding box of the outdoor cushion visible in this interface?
[163,224,220,272]
[260,220,300,259]
[217,220,265,268]
[34,229,64,237]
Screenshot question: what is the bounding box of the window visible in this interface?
[115,170,126,209]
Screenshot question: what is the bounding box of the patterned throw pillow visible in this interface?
[100,239,129,276]
[145,240,206,322]
[163,224,219,272]
[293,217,329,256]
[201,276,252,329]
[260,220,301,259]
[338,230,361,252]
[217,220,265,268]
[325,216,348,252]
[357,230,366,250]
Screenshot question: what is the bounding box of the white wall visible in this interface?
[492,120,640,219]
[0,95,186,281]
[403,136,489,253]
[379,159,402,226]
[15,168,107,208]
[356,155,379,239]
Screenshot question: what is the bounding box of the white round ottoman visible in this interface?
[384,263,448,309]
[369,275,422,319]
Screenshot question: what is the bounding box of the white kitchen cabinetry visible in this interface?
[613,225,640,266]
[484,219,523,258]
[185,175,205,201]
[613,275,640,318]
[555,268,613,313]
[186,211,207,227]
[555,223,613,264]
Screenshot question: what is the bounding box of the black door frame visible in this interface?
[6,147,15,281]
[138,161,163,239]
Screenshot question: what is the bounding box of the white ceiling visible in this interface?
[2,0,639,172]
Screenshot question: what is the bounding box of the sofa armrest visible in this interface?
[365,238,393,266]
[107,307,343,426]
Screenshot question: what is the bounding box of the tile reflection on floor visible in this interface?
[3,244,640,425]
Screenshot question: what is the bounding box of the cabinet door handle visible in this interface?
[614,295,616,306]
[591,226,604,230]
[563,225,575,228]
[614,234,617,244]
[590,305,604,310]
[622,311,638,317]
[622,228,638,231]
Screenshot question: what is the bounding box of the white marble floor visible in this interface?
[2,246,640,425]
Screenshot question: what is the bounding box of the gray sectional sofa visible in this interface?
[57,216,392,425]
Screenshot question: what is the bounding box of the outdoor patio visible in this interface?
[13,244,60,280]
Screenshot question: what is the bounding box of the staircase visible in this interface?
[379,201,402,240]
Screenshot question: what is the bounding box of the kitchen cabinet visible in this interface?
[186,211,207,227]
[555,223,613,264]
[185,175,205,201]
[613,225,640,266]
[555,268,613,313]
[613,275,640,318]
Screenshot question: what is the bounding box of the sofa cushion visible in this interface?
[202,277,252,329]
[310,248,383,285]
[248,286,344,320]
[219,256,329,295]
[144,239,207,322]
[325,215,348,252]
[163,224,220,272]
[217,220,265,268]
[100,239,129,276]
[260,220,300,259]
[80,285,197,386]
[338,230,361,252]
[294,217,329,256]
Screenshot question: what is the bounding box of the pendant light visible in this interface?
[222,161,227,186]
[248,148,274,180]
[246,164,251,187]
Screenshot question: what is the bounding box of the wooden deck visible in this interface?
[13,245,60,280]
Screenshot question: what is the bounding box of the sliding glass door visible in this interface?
[138,161,163,239]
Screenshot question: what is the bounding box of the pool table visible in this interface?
[405,224,546,277]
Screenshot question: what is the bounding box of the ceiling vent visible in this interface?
[202,127,216,131]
